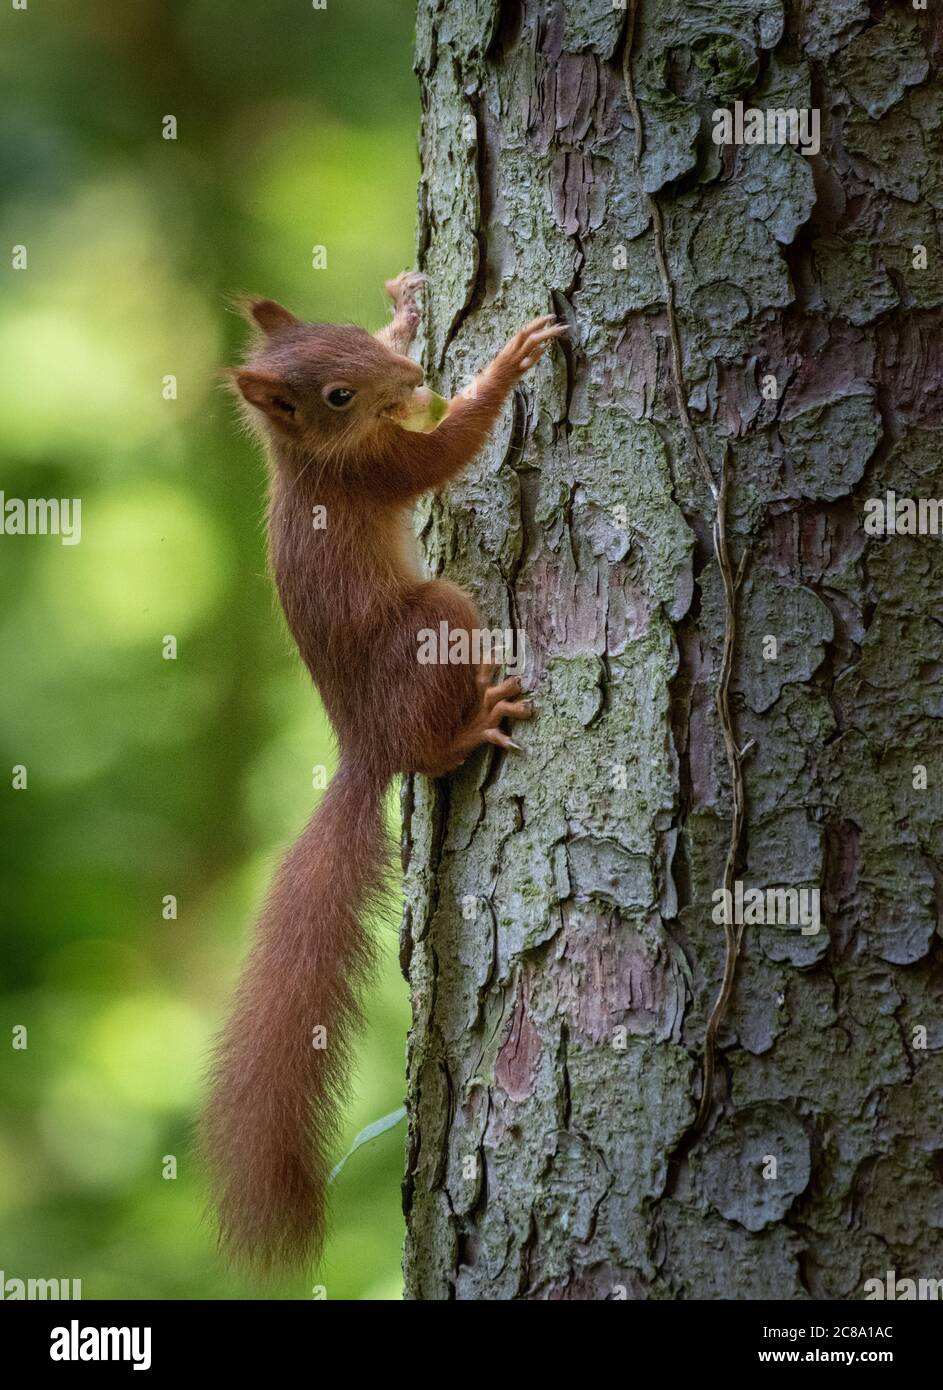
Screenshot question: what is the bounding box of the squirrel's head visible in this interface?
[229,298,445,465]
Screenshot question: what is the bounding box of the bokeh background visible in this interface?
[0,0,419,1300]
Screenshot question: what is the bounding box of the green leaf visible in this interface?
[328,1106,407,1186]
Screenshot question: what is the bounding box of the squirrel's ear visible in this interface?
[233,369,299,426]
[247,298,299,335]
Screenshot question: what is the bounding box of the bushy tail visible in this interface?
[200,759,389,1273]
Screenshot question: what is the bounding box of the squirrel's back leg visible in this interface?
[419,667,533,776]
[373,577,533,778]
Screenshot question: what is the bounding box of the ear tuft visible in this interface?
[250,298,299,335]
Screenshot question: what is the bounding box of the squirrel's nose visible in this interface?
[394,354,424,387]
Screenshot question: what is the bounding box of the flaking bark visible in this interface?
[402,0,943,1300]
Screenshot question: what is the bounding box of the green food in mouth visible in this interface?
[398,389,449,433]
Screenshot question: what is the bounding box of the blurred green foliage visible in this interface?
[0,0,419,1300]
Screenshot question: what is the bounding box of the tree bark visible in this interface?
[402,0,943,1300]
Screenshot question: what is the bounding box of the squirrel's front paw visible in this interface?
[385,270,426,319]
[497,315,567,379]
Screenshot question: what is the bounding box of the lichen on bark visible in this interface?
[402,0,943,1300]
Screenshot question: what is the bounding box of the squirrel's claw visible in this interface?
[384,270,427,303]
[498,315,568,378]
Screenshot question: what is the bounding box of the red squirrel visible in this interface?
[201,271,565,1272]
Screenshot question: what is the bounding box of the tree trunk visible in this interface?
[401,0,943,1300]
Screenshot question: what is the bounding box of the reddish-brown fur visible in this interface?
[200,275,563,1271]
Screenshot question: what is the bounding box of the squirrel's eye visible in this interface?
[324,386,356,409]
